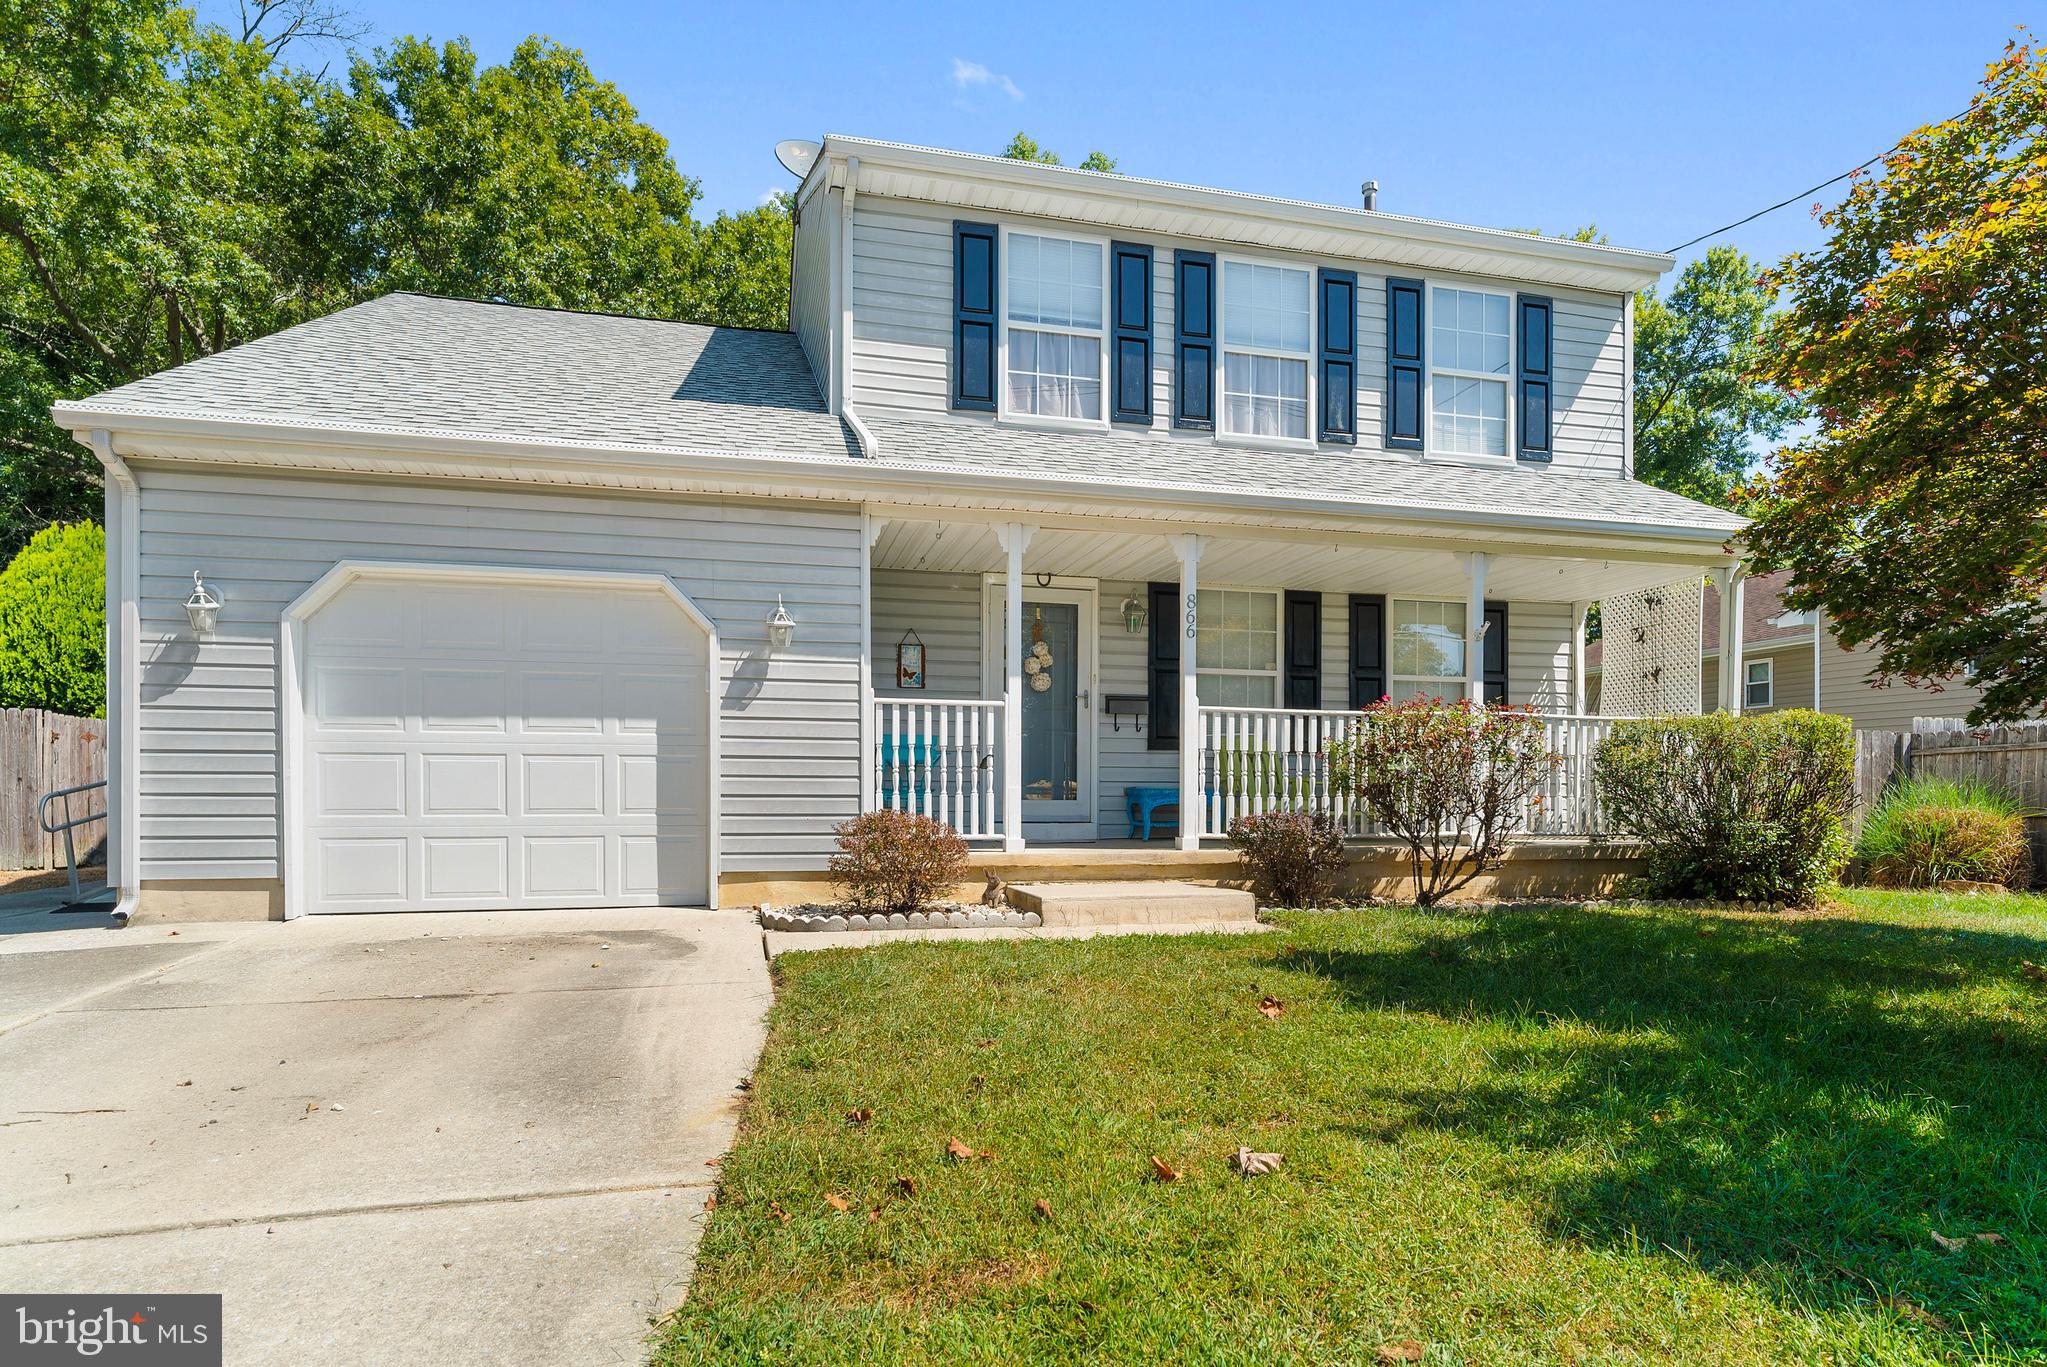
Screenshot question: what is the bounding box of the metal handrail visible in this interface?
[38,778,107,905]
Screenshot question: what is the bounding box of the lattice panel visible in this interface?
[1598,578,1704,716]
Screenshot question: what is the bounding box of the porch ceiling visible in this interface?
[871,517,1715,603]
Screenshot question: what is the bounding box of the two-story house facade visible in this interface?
[56,136,1744,922]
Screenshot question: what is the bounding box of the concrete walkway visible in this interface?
[0,903,769,1365]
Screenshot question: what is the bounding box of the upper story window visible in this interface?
[1430,287,1511,457]
[1004,233,1106,422]
[1221,260,1312,441]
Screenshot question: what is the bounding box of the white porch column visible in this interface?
[1570,600,1589,715]
[993,522,1035,853]
[1725,567,1747,716]
[1712,566,1737,714]
[1464,551,1488,703]
[1170,534,1204,851]
[857,513,886,813]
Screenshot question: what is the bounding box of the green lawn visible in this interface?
[657,890,2047,1365]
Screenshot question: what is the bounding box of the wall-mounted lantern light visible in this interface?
[1120,595,1148,636]
[766,594,796,651]
[183,572,222,636]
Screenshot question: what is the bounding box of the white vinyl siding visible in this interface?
[132,467,864,883]
[870,569,983,698]
[790,183,838,399]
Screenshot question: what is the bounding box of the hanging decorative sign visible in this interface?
[1027,607,1055,692]
[896,630,926,690]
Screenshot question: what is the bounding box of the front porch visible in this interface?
[854,506,1746,859]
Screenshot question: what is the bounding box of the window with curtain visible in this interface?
[1221,261,1312,440]
[1005,233,1105,421]
[1391,599,1467,701]
[1429,287,1510,456]
[1194,588,1281,707]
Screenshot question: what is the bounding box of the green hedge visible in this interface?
[0,522,106,717]
[1593,710,1855,904]
[1855,776,2033,889]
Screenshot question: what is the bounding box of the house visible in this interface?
[55,136,1747,922]
[1588,567,2011,727]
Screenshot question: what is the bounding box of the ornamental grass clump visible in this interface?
[1593,710,1855,905]
[829,810,968,915]
[1855,776,2033,889]
[1226,809,1346,906]
[1327,698,1560,906]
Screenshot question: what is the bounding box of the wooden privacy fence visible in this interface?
[2,709,107,870]
[1853,718,2047,874]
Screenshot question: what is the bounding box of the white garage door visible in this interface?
[300,575,710,913]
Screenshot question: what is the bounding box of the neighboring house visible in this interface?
[1588,568,2008,727]
[1587,569,1815,714]
[55,136,1745,921]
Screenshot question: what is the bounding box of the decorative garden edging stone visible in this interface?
[755,902,1043,932]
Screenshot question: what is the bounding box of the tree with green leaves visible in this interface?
[1000,133,1117,173]
[1740,40,2047,722]
[0,522,104,715]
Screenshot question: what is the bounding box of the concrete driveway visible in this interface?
[0,904,769,1365]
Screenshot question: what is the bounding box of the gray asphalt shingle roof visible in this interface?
[69,292,1745,536]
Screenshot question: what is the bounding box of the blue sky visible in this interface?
[248,0,2023,281]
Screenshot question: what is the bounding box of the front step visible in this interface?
[1004,880,1257,928]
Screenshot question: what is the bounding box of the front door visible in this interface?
[984,582,1097,839]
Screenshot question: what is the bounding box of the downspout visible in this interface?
[836,156,881,458]
[88,429,141,927]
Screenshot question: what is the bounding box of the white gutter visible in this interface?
[87,430,141,927]
[52,405,1743,550]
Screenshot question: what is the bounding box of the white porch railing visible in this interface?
[872,699,1005,840]
[1195,706,1621,839]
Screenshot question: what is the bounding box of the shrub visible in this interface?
[1226,809,1346,906]
[1856,776,2033,889]
[1327,698,1560,906]
[1593,710,1855,904]
[0,522,105,716]
[828,810,969,915]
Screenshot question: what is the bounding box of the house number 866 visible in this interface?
[1184,593,1198,640]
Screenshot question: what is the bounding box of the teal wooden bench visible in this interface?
[1125,785,1182,841]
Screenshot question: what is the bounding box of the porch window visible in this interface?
[1745,657,1773,709]
[1194,588,1280,707]
[1390,599,1466,701]
[1221,261,1312,440]
[1005,232,1106,422]
[1430,287,1511,456]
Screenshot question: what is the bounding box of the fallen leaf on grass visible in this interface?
[1257,996,1284,1018]
[867,1207,882,1223]
[946,1137,978,1161]
[704,1156,720,1167]
[702,1194,716,1212]
[768,1200,790,1226]
[1149,1155,1181,1183]
[1231,1146,1283,1177]
[1975,1232,2006,1245]
[1033,1198,1053,1221]
[2020,961,2046,984]
[823,1192,851,1212]
[1931,1230,1967,1253]
[1376,1341,1425,1364]
[1879,1297,1951,1331]
[895,1175,917,1197]
[847,1107,873,1125]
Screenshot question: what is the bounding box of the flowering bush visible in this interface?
[1327,698,1559,906]
[828,810,969,915]
[1593,710,1855,904]
[1226,809,1346,906]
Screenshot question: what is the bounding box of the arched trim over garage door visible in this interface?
[279,561,721,919]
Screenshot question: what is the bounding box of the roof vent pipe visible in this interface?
[1360,180,1379,212]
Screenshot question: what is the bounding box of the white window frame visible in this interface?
[1421,276,1518,464]
[1389,597,1469,701]
[996,223,1113,432]
[1194,586,1285,708]
[1215,253,1318,449]
[1744,657,1774,709]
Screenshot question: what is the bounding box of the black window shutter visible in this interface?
[1385,278,1424,450]
[951,221,998,411]
[1516,295,1553,461]
[1173,250,1215,430]
[1317,270,1357,444]
[1147,581,1180,749]
[1111,242,1154,425]
[1483,601,1509,704]
[1348,594,1386,709]
[1284,591,1322,708]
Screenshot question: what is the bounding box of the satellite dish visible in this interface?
[774,139,822,179]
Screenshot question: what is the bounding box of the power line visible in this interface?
[1663,106,1972,255]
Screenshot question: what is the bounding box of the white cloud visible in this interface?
[951,57,1023,102]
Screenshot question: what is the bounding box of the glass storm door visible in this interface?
[986,584,1097,833]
